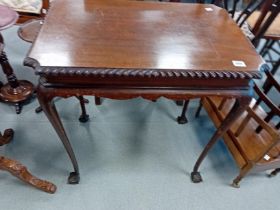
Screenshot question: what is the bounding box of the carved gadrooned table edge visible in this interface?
[24,57,266,80]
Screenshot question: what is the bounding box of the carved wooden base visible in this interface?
[0,128,14,146]
[0,34,34,114]
[0,80,34,114]
[0,156,57,193]
[177,100,189,124]
[0,129,56,193]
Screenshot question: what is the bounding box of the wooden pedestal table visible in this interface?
[0,5,34,114]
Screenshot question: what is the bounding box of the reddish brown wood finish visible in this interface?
[0,129,57,193]
[196,69,280,187]
[0,129,13,146]
[0,156,57,193]
[202,96,280,187]
[18,20,43,43]
[25,0,266,184]
[0,6,56,193]
[0,6,34,114]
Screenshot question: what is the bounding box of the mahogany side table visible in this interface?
[0,5,34,114]
[25,0,266,184]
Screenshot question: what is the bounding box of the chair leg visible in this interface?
[269,168,280,177]
[78,96,89,123]
[231,165,252,188]
[177,100,189,124]
[195,98,203,118]
[0,156,57,193]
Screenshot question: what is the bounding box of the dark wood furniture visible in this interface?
[0,155,56,193]
[248,0,280,75]
[178,0,280,124]
[0,5,34,114]
[0,32,56,194]
[25,0,265,184]
[6,0,91,119]
[196,69,280,187]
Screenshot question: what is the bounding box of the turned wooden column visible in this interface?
[0,5,34,114]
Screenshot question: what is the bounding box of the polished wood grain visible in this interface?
[0,5,18,30]
[25,0,265,184]
[29,0,263,72]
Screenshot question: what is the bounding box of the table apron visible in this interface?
[37,84,252,101]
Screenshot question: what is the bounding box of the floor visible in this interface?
[0,24,279,210]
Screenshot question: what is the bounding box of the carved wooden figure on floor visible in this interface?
[0,128,57,193]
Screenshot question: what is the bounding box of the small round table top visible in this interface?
[0,5,18,31]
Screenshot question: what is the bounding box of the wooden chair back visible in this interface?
[254,70,280,132]
[235,71,280,137]
[200,70,280,186]
[197,0,280,45]
[219,69,280,138]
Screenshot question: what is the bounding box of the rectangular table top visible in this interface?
[28,0,264,75]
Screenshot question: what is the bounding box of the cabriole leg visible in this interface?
[191,97,251,183]
[37,86,80,184]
